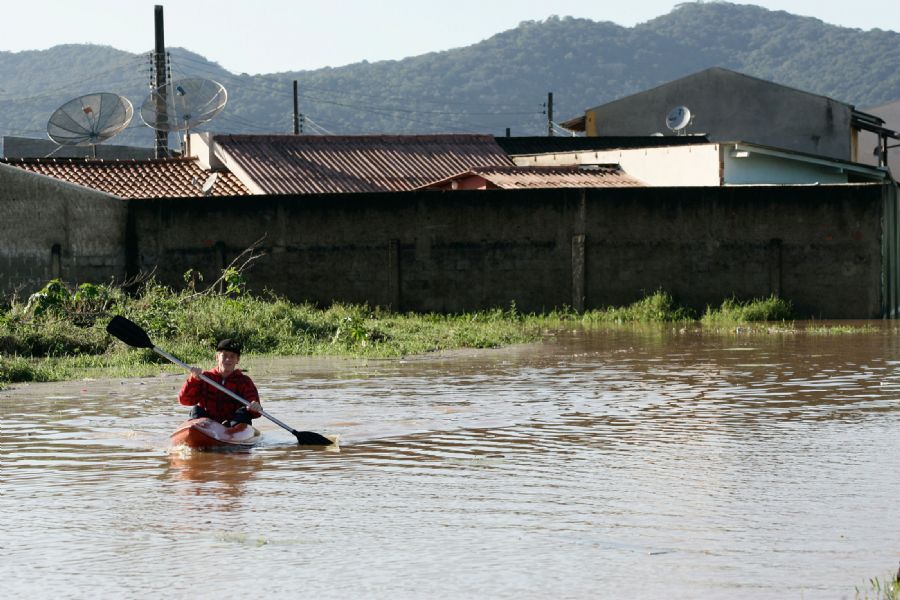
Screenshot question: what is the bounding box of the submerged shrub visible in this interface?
[583,290,695,323]
[702,295,794,323]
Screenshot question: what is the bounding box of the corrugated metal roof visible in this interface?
[213,134,515,194]
[1,157,250,199]
[418,165,645,190]
[495,135,710,156]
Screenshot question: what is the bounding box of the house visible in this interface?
[191,133,515,194]
[416,165,644,190]
[856,99,900,177]
[561,67,894,165]
[512,140,889,186]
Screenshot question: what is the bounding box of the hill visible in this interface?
[1,2,898,149]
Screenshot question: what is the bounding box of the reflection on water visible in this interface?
[4,325,900,599]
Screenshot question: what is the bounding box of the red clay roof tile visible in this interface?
[0,157,250,199]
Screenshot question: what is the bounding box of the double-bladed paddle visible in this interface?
[106,315,333,446]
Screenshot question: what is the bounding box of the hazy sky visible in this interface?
[4,1,900,74]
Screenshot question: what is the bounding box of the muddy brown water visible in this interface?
[4,325,900,599]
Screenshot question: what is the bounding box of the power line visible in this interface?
[0,56,147,103]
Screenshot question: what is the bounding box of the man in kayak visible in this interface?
[178,338,262,426]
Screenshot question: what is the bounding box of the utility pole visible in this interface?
[153,5,169,158]
[293,80,301,134]
[547,92,554,137]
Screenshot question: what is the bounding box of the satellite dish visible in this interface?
[666,106,692,133]
[47,92,134,148]
[141,78,226,157]
[200,173,219,196]
[140,78,227,133]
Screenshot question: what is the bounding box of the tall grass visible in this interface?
[701,295,794,324]
[856,573,900,599]
[0,278,542,388]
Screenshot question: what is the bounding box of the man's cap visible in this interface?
[216,338,242,354]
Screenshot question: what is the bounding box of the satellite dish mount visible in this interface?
[140,78,227,157]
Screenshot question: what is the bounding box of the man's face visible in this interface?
[216,350,240,374]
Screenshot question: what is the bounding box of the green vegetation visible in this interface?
[856,573,900,600]
[533,291,794,328]
[0,277,540,388]
[807,323,880,335]
[0,277,886,388]
[701,295,794,324]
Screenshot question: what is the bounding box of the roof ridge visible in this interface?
[0,156,197,165]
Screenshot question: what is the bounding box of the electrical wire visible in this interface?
[302,115,335,135]
[550,121,584,137]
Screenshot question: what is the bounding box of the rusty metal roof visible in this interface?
[1,157,250,199]
[418,165,645,190]
[213,134,515,194]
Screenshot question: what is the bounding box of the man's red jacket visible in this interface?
[178,368,261,423]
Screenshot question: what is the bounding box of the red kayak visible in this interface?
[170,418,262,449]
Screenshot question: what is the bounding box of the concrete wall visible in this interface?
[127,185,887,318]
[585,68,854,161]
[3,136,156,160]
[0,163,128,298]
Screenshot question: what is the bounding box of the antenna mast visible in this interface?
[547,92,554,137]
[153,5,169,158]
[293,80,302,134]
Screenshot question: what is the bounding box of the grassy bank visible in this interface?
[0,277,543,387]
[0,278,869,388]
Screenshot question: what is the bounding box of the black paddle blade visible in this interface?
[106,315,154,349]
[293,430,333,446]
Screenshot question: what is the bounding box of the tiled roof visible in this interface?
[1,157,250,199]
[213,134,515,194]
[418,165,645,190]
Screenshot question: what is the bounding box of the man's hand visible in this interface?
[189,367,202,380]
[248,401,262,414]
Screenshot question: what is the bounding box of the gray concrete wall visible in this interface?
[128,185,886,318]
[586,68,854,161]
[3,136,156,160]
[0,163,128,298]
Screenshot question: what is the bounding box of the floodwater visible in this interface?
[4,325,900,599]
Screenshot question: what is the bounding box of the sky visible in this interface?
[4,0,900,75]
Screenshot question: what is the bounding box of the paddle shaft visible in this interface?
[154,347,300,436]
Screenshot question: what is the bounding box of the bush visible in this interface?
[583,290,696,323]
[702,295,794,323]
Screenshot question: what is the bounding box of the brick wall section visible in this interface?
[127,185,886,318]
[0,163,128,297]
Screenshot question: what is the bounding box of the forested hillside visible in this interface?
[1,2,898,148]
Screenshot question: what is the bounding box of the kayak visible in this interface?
[170,418,262,450]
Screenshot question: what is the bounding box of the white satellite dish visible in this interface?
[140,78,227,156]
[47,92,134,153]
[666,105,692,133]
[200,172,219,196]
